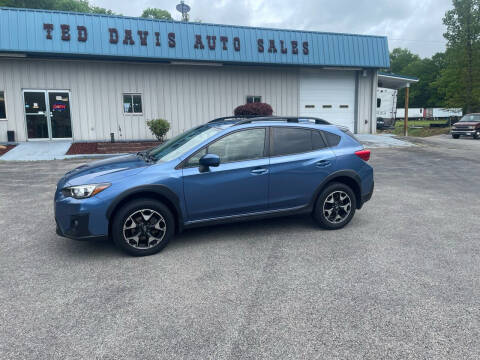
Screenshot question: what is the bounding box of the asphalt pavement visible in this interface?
[1,136,479,359]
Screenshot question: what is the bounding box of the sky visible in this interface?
[92,0,452,58]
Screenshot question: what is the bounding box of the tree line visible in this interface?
[389,0,480,113]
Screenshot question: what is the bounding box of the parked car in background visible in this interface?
[54,116,374,256]
[451,114,480,139]
[376,117,396,130]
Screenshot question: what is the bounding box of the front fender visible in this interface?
[106,184,184,232]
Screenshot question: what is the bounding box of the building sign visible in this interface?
[42,23,309,55]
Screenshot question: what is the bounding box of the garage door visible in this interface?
[299,69,355,131]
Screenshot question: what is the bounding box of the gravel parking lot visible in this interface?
[1,137,479,359]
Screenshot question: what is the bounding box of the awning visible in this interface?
[378,72,419,89]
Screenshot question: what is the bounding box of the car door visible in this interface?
[268,127,336,210]
[182,127,269,222]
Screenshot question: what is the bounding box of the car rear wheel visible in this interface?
[452,134,460,139]
[313,182,356,230]
[112,198,174,256]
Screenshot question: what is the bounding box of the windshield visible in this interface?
[460,114,480,122]
[148,125,223,162]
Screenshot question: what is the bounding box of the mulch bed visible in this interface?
[0,145,16,156]
[66,142,98,155]
[66,141,161,155]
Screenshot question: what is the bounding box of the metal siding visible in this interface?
[0,8,389,68]
[0,58,300,141]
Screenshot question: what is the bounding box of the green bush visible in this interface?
[146,118,170,141]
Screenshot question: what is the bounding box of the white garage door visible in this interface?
[299,69,356,131]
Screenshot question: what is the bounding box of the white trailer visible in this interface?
[426,108,463,119]
[396,108,424,119]
[376,87,397,119]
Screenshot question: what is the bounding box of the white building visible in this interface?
[0,7,391,143]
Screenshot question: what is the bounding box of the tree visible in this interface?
[0,0,115,14]
[440,0,480,112]
[389,48,420,74]
[141,8,173,20]
[387,48,447,108]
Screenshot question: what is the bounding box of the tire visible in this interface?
[313,182,357,230]
[474,133,479,140]
[111,198,175,256]
[452,134,460,139]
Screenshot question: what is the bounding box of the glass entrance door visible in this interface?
[49,92,72,138]
[24,91,49,139]
[24,90,72,140]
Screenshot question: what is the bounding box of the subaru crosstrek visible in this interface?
[55,116,374,256]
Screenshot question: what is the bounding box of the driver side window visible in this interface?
[185,128,266,167]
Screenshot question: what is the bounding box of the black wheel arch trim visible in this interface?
[106,185,184,232]
[310,170,364,209]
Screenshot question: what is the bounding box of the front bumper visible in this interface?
[55,214,107,241]
[54,188,110,241]
[451,129,479,136]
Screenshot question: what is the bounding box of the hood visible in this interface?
[59,154,149,188]
[454,122,479,127]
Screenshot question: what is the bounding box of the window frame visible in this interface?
[246,95,262,104]
[122,93,143,115]
[180,127,269,169]
[0,90,7,120]
[269,126,328,158]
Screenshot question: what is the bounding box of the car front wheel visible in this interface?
[112,198,175,256]
[452,134,460,139]
[313,182,357,230]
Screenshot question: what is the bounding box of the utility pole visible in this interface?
[404,84,409,136]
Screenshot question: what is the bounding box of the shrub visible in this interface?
[146,118,170,141]
[234,102,273,116]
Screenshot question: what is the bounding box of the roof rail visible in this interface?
[208,115,262,123]
[234,116,331,126]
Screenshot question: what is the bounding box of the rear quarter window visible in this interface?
[323,131,341,147]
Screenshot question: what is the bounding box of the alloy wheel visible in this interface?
[323,191,352,224]
[123,209,167,249]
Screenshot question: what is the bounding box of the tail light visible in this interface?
[355,149,370,161]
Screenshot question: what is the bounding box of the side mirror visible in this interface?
[199,153,220,171]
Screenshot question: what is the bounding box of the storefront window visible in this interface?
[0,91,6,119]
[123,93,143,114]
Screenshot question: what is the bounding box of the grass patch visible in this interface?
[381,120,452,137]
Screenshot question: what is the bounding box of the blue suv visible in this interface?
[55,116,374,256]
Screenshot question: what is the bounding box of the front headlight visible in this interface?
[62,183,111,199]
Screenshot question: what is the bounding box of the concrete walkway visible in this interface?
[356,133,414,148]
[0,141,72,161]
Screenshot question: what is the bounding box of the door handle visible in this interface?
[251,168,268,175]
[315,160,331,167]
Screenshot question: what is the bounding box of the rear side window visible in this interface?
[272,128,326,156]
[272,128,312,156]
[323,131,341,147]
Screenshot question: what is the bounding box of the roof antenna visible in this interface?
[176,1,190,22]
